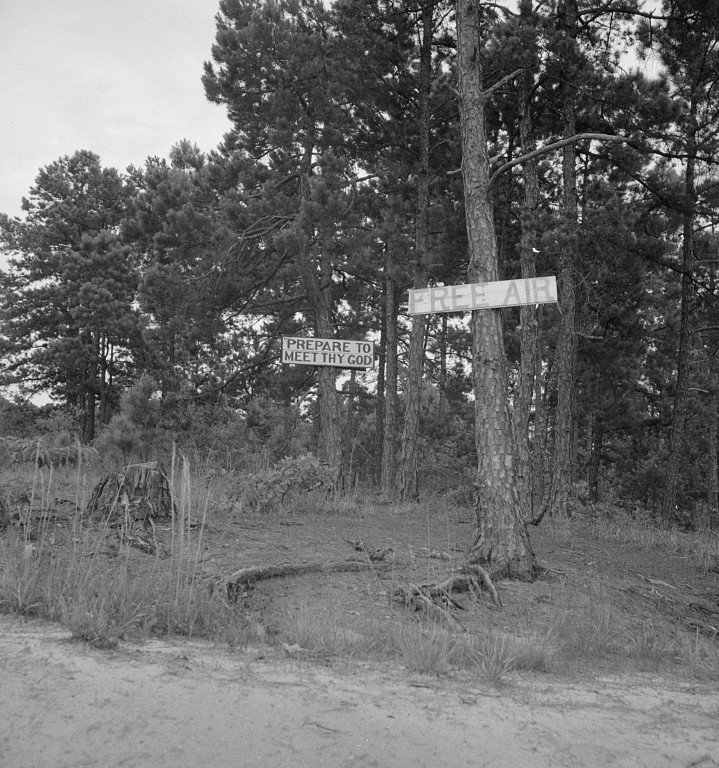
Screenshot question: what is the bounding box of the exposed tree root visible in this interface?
[393,561,503,624]
[343,538,395,562]
[397,586,468,630]
[222,540,503,626]
[224,560,392,600]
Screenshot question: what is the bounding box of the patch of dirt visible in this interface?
[1,614,718,768]
[192,503,719,649]
[3,494,719,766]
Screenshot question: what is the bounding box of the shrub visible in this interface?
[238,453,337,513]
[95,376,170,467]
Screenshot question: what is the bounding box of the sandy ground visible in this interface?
[1,615,718,768]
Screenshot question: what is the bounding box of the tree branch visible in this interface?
[483,68,524,99]
[488,133,636,189]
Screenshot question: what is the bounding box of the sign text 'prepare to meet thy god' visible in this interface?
[281,336,375,369]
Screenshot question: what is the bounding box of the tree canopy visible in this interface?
[2,0,719,555]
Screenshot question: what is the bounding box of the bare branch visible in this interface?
[488,133,635,189]
[483,68,523,99]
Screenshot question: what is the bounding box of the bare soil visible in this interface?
[2,495,719,767]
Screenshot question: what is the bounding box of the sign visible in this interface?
[281,336,374,369]
[407,276,558,316]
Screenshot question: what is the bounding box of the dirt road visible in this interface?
[1,615,718,768]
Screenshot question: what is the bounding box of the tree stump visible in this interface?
[85,462,175,527]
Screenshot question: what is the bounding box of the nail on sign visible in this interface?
[282,336,375,368]
[407,276,558,315]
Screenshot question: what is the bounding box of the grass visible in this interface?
[680,631,719,681]
[274,600,552,685]
[589,512,719,568]
[556,599,615,660]
[0,456,258,649]
[277,600,384,657]
[1,459,718,686]
[391,621,458,675]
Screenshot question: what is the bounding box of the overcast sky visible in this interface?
[0,0,230,219]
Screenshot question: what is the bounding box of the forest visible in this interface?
[1,0,718,580]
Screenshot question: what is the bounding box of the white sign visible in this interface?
[407,276,557,316]
[281,336,375,368]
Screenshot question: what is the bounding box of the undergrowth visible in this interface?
[1,461,717,683]
[0,457,257,649]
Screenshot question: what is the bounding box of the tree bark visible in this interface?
[456,0,536,579]
[298,136,343,493]
[438,315,449,414]
[399,2,433,503]
[344,369,358,486]
[374,280,387,487]
[381,252,399,496]
[662,97,698,522]
[587,411,603,503]
[85,462,175,526]
[513,0,540,522]
[82,330,99,443]
[547,0,579,518]
[708,391,719,529]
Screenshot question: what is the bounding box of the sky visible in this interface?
[0,0,231,220]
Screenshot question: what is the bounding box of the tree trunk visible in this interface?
[399,2,433,503]
[456,0,536,579]
[312,243,343,492]
[438,315,449,414]
[547,0,579,518]
[708,391,719,529]
[298,135,343,493]
[374,280,387,487]
[82,330,99,443]
[532,346,551,517]
[513,0,540,522]
[662,97,698,522]
[381,254,399,496]
[588,413,603,503]
[399,321,427,501]
[344,369,358,486]
[85,462,175,526]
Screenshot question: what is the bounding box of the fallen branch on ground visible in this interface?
[224,560,392,600]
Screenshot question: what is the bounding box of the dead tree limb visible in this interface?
[224,560,392,600]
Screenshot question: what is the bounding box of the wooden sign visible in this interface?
[407,276,557,316]
[281,336,374,369]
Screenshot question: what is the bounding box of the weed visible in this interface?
[678,631,719,681]
[626,619,672,670]
[0,537,47,615]
[391,622,456,675]
[275,600,380,657]
[555,600,615,660]
[511,628,556,673]
[391,621,457,675]
[590,512,719,566]
[0,454,257,651]
[452,631,518,684]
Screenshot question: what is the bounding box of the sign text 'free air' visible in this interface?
[281,337,374,369]
[407,276,557,316]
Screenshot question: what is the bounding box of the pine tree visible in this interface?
[0,151,140,440]
[455,0,537,578]
[202,0,367,487]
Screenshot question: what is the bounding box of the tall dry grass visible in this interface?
[0,455,255,649]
